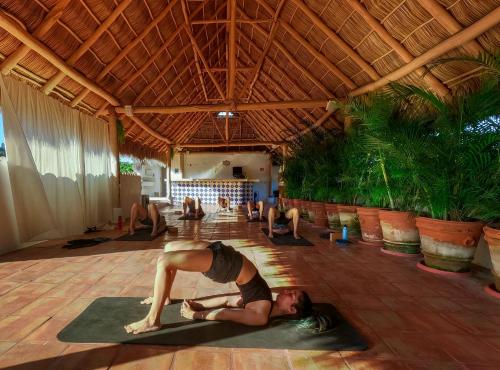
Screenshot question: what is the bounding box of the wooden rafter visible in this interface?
[0,0,71,74]
[346,0,449,97]
[0,10,119,106]
[181,0,225,100]
[115,100,328,115]
[416,0,484,55]
[237,6,333,97]
[290,0,380,81]
[177,141,281,148]
[191,18,272,25]
[241,0,287,101]
[42,0,133,95]
[350,6,500,96]
[227,0,237,100]
[70,0,179,107]
[254,0,356,90]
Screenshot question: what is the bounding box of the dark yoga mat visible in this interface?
[178,215,204,220]
[115,228,166,241]
[63,237,111,249]
[57,297,367,350]
[247,216,267,223]
[261,228,313,246]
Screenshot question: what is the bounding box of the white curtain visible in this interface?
[0,75,113,245]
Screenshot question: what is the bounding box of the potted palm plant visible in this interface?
[395,79,500,272]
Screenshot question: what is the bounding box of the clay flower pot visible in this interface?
[357,207,384,246]
[378,210,420,254]
[337,205,360,236]
[416,217,483,272]
[484,226,500,292]
[324,203,341,230]
[310,201,328,227]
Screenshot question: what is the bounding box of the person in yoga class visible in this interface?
[182,196,204,218]
[267,204,300,240]
[246,199,264,221]
[124,239,312,334]
[217,196,231,212]
[129,202,166,237]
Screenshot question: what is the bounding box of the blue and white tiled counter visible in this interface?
[172,179,258,205]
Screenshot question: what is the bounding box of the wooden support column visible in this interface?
[0,0,71,74]
[108,115,120,208]
[268,152,273,199]
[225,115,230,142]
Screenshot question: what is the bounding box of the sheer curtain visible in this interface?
[0,75,113,246]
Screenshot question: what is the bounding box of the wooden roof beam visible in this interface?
[350,6,500,96]
[70,0,179,106]
[227,0,237,100]
[237,7,333,97]
[191,18,272,25]
[241,0,287,101]
[254,0,356,90]
[115,100,328,115]
[0,10,119,106]
[291,0,380,81]
[181,0,225,100]
[121,115,172,144]
[416,0,484,55]
[177,141,281,148]
[0,0,71,74]
[346,0,449,97]
[43,0,133,95]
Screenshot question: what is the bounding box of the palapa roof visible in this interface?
[0,0,498,158]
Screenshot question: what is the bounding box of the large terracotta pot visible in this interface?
[310,201,328,227]
[324,203,340,230]
[357,207,384,246]
[484,226,500,291]
[378,210,420,254]
[337,205,360,236]
[416,217,483,272]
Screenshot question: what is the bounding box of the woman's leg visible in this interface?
[246,201,253,218]
[148,203,160,236]
[286,208,300,239]
[125,241,212,334]
[268,207,276,238]
[257,201,264,220]
[129,202,147,235]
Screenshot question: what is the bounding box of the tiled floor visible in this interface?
[0,206,499,369]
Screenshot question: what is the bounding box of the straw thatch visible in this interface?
[0,0,498,159]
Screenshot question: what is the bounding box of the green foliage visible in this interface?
[120,162,134,174]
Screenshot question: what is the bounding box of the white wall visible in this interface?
[172,152,273,200]
[0,158,20,254]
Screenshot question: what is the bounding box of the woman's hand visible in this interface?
[180,300,196,320]
[185,299,205,311]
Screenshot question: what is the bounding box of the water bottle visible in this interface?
[342,224,348,240]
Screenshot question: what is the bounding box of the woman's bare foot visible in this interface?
[186,299,205,311]
[140,297,171,305]
[294,234,301,240]
[124,317,161,335]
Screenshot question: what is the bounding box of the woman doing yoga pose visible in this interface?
[124,240,312,334]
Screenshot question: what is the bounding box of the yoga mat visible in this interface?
[63,237,111,249]
[247,216,267,223]
[115,228,166,241]
[261,228,313,246]
[57,297,368,350]
[178,215,204,220]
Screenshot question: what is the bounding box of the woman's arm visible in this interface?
[195,307,268,326]
[188,295,242,310]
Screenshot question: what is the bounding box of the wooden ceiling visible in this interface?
[0,0,498,157]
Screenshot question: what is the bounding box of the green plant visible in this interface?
[393,80,500,221]
[120,162,134,174]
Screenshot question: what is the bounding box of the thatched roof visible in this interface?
[0,0,498,158]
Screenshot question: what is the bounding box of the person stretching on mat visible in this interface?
[268,204,300,240]
[246,200,264,221]
[124,239,312,334]
[217,196,231,212]
[182,196,204,219]
[129,202,166,237]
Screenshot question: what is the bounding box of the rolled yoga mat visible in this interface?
[115,228,166,241]
[261,228,314,246]
[57,297,368,350]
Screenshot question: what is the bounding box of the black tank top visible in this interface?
[237,271,272,306]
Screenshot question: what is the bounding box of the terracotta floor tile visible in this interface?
[47,344,120,370]
[0,341,16,356]
[381,333,455,362]
[0,341,68,370]
[434,334,500,366]
[66,271,106,285]
[16,296,75,317]
[109,344,175,369]
[80,284,127,298]
[444,313,500,335]
[402,360,467,369]
[53,297,94,319]
[24,317,71,342]
[396,311,467,334]
[43,282,93,298]
[172,348,231,370]
[232,349,289,370]
[6,282,56,297]
[288,350,349,370]
[33,270,76,284]
[0,315,50,341]
[0,280,21,296]
[343,357,406,370]
[0,294,38,316]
